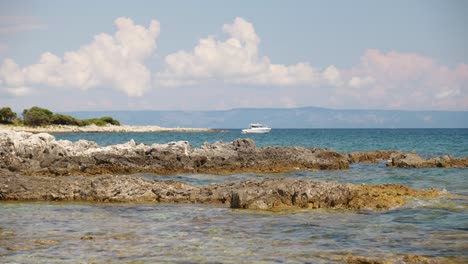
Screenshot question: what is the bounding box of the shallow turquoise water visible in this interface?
[1,129,467,263]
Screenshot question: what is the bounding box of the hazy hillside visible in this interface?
[65,107,468,128]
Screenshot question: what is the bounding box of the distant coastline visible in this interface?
[0,124,220,133]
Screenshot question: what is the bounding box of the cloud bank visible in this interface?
[155,17,321,87]
[0,17,160,96]
[1,16,467,110]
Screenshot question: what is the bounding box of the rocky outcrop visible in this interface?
[1,129,465,178]
[0,174,441,210]
[386,153,468,168]
[348,150,404,163]
[0,129,349,176]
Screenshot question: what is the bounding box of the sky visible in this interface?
[0,0,467,112]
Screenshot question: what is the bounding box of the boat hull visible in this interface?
[241,128,271,134]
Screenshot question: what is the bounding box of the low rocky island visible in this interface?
[0,105,218,133]
[0,124,219,133]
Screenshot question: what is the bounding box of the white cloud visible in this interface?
[1,16,467,110]
[156,17,320,87]
[0,17,160,96]
[323,65,342,86]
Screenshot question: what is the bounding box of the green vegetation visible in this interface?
[0,106,121,127]
[23,107,54,126]
[0,107,17,124]
[85,116,120,126]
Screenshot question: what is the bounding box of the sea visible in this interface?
[1,129,467,263]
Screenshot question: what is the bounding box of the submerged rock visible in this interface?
[0,174,441,211]
[0,129,349,176]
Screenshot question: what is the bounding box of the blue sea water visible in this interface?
[1,129,467,263]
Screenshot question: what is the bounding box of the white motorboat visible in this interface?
[241,123,271,134]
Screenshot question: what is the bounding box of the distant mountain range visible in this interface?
[65,107,468,128]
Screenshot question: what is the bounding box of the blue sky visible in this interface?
[0,0,467,111]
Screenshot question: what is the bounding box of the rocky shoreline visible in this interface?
[0,124,219,133]
[0,129,465,210]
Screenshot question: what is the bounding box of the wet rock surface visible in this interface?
[0,174,441,210]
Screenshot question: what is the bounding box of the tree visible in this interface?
[0,107,17,124]
[23,107,54,126]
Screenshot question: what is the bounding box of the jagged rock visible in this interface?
[0,129,349,176]
[0,174,441,211]
[2,129,465,176]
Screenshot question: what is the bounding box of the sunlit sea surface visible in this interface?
[1,129,467,263]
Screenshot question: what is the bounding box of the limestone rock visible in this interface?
[0,129,350,176]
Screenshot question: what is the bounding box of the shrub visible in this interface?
[12,118,24,126]
[99,116,121,126]
[51,114,81,126]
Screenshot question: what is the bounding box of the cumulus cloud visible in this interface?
[1,16,467,110]
[0,17,160,96]
[156,17,320,87]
